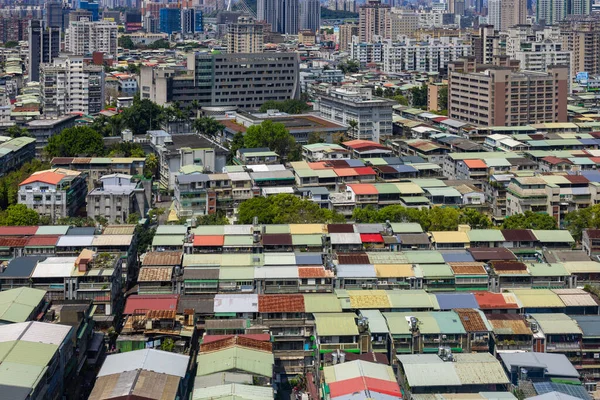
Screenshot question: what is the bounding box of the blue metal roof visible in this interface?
[295,253,324,265]
[1,256,46,278]
[581,171,600,182]
[435,293,479,310]
[440,251,475,263]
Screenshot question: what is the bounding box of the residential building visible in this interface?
[299,0,320,32]
[180,8,203,37]
[0,136,36,178]
[448,59,569,126]
[488,0,526,30]
[40,55,105,117]
[505,26,572,75]
[338,22,358,51]
[469,25,502,65]
[560,16,600,76]
[314,86,395,142]
[51,157,146,191]
[0,287,46,322]
[18,168,87,222]
[302,143,350,162]
[390,10,419,39]
[428,82,447,112]
[139,52,299,109]
[86,174,150,224]
[537,0,567,24]
[359,0,391,42]
[226,16,264,54]
[159,8,181,34]
[64,20,118,57]
[257,0,299,34]
[381,37,472,74]
[0,321,75,400]
[28,20,60,82]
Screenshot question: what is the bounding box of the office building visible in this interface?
[65,20,118,57]
[40,55,105,117]
[18,168,87,222]
[560,16,600,75]
[46,0,64,29]
[469,25,502,64]
[359,0,391,42]
[449,0,466,14]
[300,0,320,32]
[159,7,181,34]
[79,0,99,20]
[87,174,149,224]
[226,16,264,53]
[390,11,419,39]
[28,20,60,82]
[339,22,358,51]
[488,0,526,30]
[124,11,142,32]
[181,8,203,36]
[0,17,31,43]
[537,0,567,25]
[257,0,299,34]
[140,52,299,109]
[448,59,569,126]
[314,86,395,142]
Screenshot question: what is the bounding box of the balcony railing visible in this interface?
[320,343,359,351]
[78,283,111,290]
[546,342,581,351]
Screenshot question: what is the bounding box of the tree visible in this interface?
[160,337,175,352]
[144,154,158,179]
[0,160,49,209]
[196,211,229,225]
[147,39,170,49]
[460,208,492,229]
[502,211,557,230]
[338,60,359,74]
[565,204,600,242]
[127,213,141,224]
[410,85,428,108]
[237,194,345,224]
[258,99,312,114]
[392,94,408,106]
[135,225,155,254]
[121,98,165,135]
[308,131,325,144]
[118,36,136,50]
[375,87,384,97]
[4,41,19,49]
[193,116,225,138]
[0,204,39,226]
[148,207,165,222]
[108,142,145,157]
[438,86,448,111]
[243,120,300,161]
[6,125,30,138]
[45,126,105,158]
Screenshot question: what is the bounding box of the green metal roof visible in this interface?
[467,229,505,242]
[196,346,274,377]
[390,223,423,234]
[156,225,188,235]
[314,313,358,336]
[152,235,185,247]
[0,360,46,389]
[532,230,574,243]
[401,196,431,204]
[223,235,253,246]
[375,184,400,194]
[531,313,582,335]
[386,290,439,309]
[405,251,445,264]
[527,263,569,277]
[360,309,389,333]
[418,264,454,278]
[303,294,343,313]
[291,234,322,246]
[3,341,58,366]
[0,288,46,323]
[410,179,447,188]
[35,226,69,235]
[432,311,466,334]
[426,187,462,197]
[264,224,290,234]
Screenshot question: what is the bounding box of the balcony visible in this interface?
[320,343,360,352]
[496,340,532,351]
[78,282,111,290]
[546,342,581,351]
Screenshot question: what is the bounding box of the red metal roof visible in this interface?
[334,168,359,177]
[328,377,402,398]
[262,234,293,246]
[123,294,179,315]
[474,292,518,309]
[20,171,65,186]
[0,237,29,247]
[298,267,332,278]
[25,235,60,247]
[433,116,448,123]
[343,140,389,151]
[347,184,378,195]
[354,167,376,175]
[193,235,224,246]
[565,175,589,184]
[0,227,38,236]
[258,294,305,312]
[542,156,572,165]
[360,233,384,243]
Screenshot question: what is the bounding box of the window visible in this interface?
[20,195,25,201]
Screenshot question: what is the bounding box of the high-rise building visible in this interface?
[124,11,142,32]
[257,0,299,34]
[40,55,105,117]
[489,0,526,30]
[537,0,567,25]
[359,0,391,42]
[227,16,264,53]
[339,22,358,51]
[159,7,181,34]
[300,0,320,32]
[78,0,99,21]
[448,58,568,126]
[65,20,118,57]
[28,20,60,82]
[487,0,501,28]
[449,0,466,15]
[560,16,600,75]
[46,1,64,29]
[144,13,160,33]
[180,8,203,36]
[390,11,419,39]
[0,17,31,43]
[140,52,299,109]
[469,25,502,64]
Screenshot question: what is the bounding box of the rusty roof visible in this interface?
[468,247,517,261]
[491,261,527,271]
[138,267,173,282]
[338,253,370,264]
[501,229,537,242]
[328,224,355,233]
[146,309,177,319]
[200,335,273,353]
[258,294,305,312]
[183,268,219,280]
[298,267,334,278]
[262,233,293,246]
[103,225,137,235]
[449,262,487,275]
[455,309,489,332]
[142,251,182,266]
[474,292,519,309]
[0,237,29,247]
[486,313,532,335]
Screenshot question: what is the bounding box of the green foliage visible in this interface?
[45,126,105,158]
[118,35,136,49]
[237,194,345,224]
[127,213,140,224]
[338,59,360,74]
[564,204,600,242]
[258,99,311,114]
[193,116,225,138]
[392,94,409,106]
[242,120,300,161]
[6,125,30,138]
[410,85,428,108]
[308,131,325,144]
[148,207,165,221]
[147,39,170,49]
[3,41,18,48]
[0,204,39,226]
[228,132,246,164]
[135,225,155,254]
[352,205,492,231]
[121,98,165,135]
[160,337,175,352]
[196,211,229,225]
[0,160,50,209]
[437,86,448,111]
[320,7,358,19]
[108,142,145,157]
[144,153,158,179]
[502,211,557,230]
[54,217,96,226]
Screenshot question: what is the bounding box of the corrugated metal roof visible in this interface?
[348,290,391,309]
[552,289,598,307]
[123,294,179,314]
[486,314,532,335]
[303,294,342,312]
[103,225,136,235]
[254,265,299,279]
[508,289,565,308]
[533,230,574,243]
[360,309,389,333]
[572,315,600,337]
[93,234,133,247]
[155,225,188,235]
[258,294,305,312]
[330,232,362,244]
[455,309,491,332]
[374,264,414,278]
[499,353,579,379]
[467,229,505,242]
[314,313,358,336]
[323,359,396,384]
[337,264,376,278]
[386,290,439,309]
[142,251,182,266]
[196,346,273,377]
[0,287,46,323]
[218,266,255,281]
[214,294,258,313]
[56,235,94,247]
[192,383,273,400]
[98,349,189,378]
[35,226,69,235]
[435,294,479,310]
[138,267,173,282]
[405,251,445,264]
[531,313,582,335]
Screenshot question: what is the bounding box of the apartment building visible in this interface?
[140,52,299,109]
[505,26,572,75]
[390,10,419,39]
[18,168,87,222]
[359,0,391,42]
[64,20,118,57]
[28,20,60,82]
[40,55,105,117]
[382,37,471,74]
[559,16,600,76]
[448,58,569,126]
[51,157,146,191]
[0,136,36,178]
[314,86,394,142]
[487,0,526,30]
[86,174,149,224]
[338,22,358,51]
[469,25,502,65]
[226,16,263,53]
